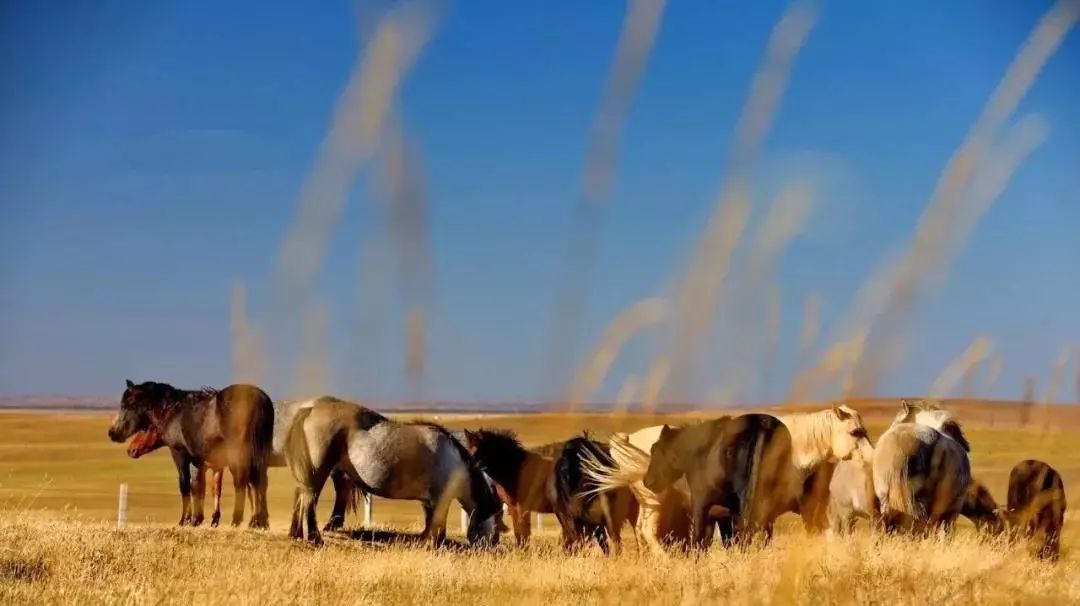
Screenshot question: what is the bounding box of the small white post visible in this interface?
[363,493,373,527]
[460,506,469,533]
[536,512,543,531]
[117,483,129,529]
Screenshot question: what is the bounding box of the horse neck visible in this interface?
[478,441,530,496]
[778,411,833,471]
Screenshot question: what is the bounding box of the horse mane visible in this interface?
[912,408,971,452]
[470,427,529,456]
[777,406,863,470]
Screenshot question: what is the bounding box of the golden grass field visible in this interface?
[1,402,1078,604]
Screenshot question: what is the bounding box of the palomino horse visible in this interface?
[108,380,275,528]
[462,429,560,547]
[872,404,971,534]
[552,436,639,555]
[126,426,227,527]
[281,396,501,546]
[580,426,693,554]
[642,407,872,549]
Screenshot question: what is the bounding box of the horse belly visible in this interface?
[347,434,428,500]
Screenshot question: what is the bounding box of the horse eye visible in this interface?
[850,428,866,439]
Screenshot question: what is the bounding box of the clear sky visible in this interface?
[1,1,1078,404]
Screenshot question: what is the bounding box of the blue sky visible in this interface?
[1,1,1077,404]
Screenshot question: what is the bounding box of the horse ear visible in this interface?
[832,404,849,420]
[900,399,912,415]
[126,379,135,389]
[463,429,477,446]
[659,424,673,438]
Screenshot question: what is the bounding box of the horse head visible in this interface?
[643,424,683,493]
[108,380,175,443]
[828,404,874,464]
[465,469,503,547]
[126,425,166,458]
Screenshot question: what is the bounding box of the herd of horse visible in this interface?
[107,381,1067,559]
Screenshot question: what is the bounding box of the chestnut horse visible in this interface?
[108,380,274,528]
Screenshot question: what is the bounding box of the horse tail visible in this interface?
[741,423,767,531]
[251,389,275,472]
[882,456,917,521]
[579,441,633,498]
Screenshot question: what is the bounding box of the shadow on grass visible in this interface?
[334,527,472,551]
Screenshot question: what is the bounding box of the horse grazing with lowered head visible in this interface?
[281,396,501,546]
[463,429,560,547]
[1002,459,1066,560]
[829,461,1002,536]
[552,435,639,554]
[126,426,227,527]
[581,425,693,555]
[872,402,971,534]
[108,380,274,528]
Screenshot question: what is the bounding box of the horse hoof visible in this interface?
[210,515,220,528]
[191,516,204,527]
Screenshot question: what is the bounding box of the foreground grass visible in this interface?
[1,513,1077,605]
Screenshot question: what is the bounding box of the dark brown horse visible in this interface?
[643,414,798,549]
[552,436,639,554]
[1004,459,1066,560]
[463,429,559,547]
[108,380,274,528]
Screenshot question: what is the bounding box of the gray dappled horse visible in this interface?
[279,396,501,546]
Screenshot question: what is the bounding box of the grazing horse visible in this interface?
[126,426,227,527]
[872,410,971,534]
[1003,459,1066,560]
[961,478,1005,535]
[828,462,1001,535]
[462,429,560,547]
[552,436,639,554]
[107,380,274,528]
[581,425,693,555]
[282,396,501,546]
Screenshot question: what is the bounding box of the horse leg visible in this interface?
[639,507,664,554]
[325,470,351,531]
[555,512,577,554]
[229,464,249,527]
[248,464,270,529]
[512,505,531,548]
[171,450,192,526]
[191,465,207,526]
[210,469,223,527]
[289,487,304,540]
[690,496,714,551]
[424,499,449,549]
